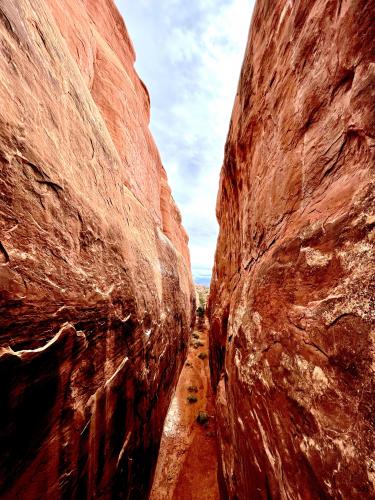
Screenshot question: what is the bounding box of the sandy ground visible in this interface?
[150,323,220,500]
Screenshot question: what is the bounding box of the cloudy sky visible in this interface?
[116,0,254,284]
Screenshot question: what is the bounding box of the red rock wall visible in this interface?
[0,1,194,498]
[209,1,375,498]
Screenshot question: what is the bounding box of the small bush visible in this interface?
[192,333,200,339]
[198,352,208,360]
[196,306,205,318]
[185,361,191,367]
[193,341,204,349]
[187,395,198,403]
[196,411,209,425]
[187,385,198,393]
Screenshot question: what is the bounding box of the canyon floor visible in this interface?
[150,320,220,500]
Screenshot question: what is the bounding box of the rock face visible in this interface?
[209,1,375,498]
[0,1,194,498]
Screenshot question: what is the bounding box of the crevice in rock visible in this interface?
[150,293,220,500]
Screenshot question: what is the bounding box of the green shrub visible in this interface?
[196,306,205,317]
[196,411,209,425]
[187,395,198,403]
[192,333,200,339]
[198,352,208,360]
[193,341,204,349]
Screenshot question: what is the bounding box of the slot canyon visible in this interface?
[0,1,374,500]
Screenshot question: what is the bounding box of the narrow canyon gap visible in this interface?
[150,291,220,500]
[0,0,195,498]
[209,0,375,498]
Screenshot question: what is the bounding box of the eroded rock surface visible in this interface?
[0,0,194,498]
[209,1,375,498]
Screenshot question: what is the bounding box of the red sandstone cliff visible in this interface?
[0,1,194,498]
[209,0,375,498]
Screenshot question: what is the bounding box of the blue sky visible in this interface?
[116,0,254,284]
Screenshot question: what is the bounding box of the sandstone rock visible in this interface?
[209,1,375,498]
[0,1,194,498]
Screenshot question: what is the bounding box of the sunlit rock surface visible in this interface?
[0,0,194,498]
[209,0,375,498]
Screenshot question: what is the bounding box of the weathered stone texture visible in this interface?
[209,1,375,498]
[0,1,194,498]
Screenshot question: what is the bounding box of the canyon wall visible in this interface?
[210,0,374,498]
[0,0,194,498]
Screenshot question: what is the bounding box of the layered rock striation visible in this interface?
[210,0,375,498]
[0,0,194,498]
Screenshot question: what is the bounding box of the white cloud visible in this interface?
[116,0,254,283]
